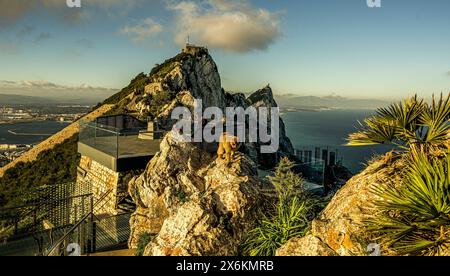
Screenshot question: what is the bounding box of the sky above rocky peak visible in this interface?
[0,0,449,101]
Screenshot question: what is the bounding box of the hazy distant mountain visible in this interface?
[0,94,58,105]
[274,94,390,110]
[0,91,114,105]
[0,80,118,105]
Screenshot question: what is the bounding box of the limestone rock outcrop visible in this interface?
[128,47,294,168]
[276,235,337,256]
[277,155,405,256]
[128,132,266,256]
[247,86,294,168]
[126,47,295,255]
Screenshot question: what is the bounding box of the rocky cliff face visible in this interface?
[127,47,294,168]
[126,47,294,255]
[128,132,266,255]
[246,86,294,168]
[276,154,405,256]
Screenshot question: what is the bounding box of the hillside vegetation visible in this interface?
[0,56,186,208]
[0,134,79,207]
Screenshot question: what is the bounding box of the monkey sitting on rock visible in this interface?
[217,132,240,165]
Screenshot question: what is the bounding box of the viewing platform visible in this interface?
[78,115,164,172]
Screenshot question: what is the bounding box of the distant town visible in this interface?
[0,104,92,167]
[0,145,33,167]
[0,105,90,124]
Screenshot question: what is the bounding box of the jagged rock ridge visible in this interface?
[128,132,265,255]
[126,46,294,255]
[122,46,294,168]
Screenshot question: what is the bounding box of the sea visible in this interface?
[282,109,392,173]
[0,121,70,145]
[0,110,391,174]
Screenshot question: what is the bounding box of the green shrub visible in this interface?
[242,196,309,256]
[103,73,149,105]
[0,134,79,208]
[149,52,190,82]
[242,158,323,256]
[347,94,450,152]
[135,232,155,256]
[347,94,450,255]
[366,149,450,256]
[268,158,305,203]
[147,90,174,119]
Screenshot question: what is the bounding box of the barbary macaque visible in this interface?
[217,132,239,165]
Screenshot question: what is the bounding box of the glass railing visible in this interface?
[79,120,165,159]
[79,121,120,157]
[295,158,325,185]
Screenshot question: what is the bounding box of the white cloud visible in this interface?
[120,18,163,42]
[1,80,116,91]
[0,0,142,26]
[167,0,283,53]
[1,0,283,53]
[0,79,118,103]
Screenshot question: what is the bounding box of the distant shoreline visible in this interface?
[0,120,70,145]
[7,129,52,136]
[0,119,70,125]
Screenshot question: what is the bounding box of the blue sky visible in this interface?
[0,0,449,100]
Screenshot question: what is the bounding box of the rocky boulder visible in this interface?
[277,154,405,256]
[276,235,337,256]
[128,132,266,256]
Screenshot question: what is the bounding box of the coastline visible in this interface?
[0,119,70,125]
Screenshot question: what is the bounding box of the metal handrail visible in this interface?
[0,193,93,212]
[45,189,113,256]
[80,121,120,135]
[0,193,93,238]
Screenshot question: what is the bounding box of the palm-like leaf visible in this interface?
[347,94,450,150]
[419,94,450,147]
[242,197,309,256]
[366,149,450,256]
[347,118,397,146]
[349,94,450,255]
[376,95,424,132]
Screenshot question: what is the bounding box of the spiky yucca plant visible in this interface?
[347,94,450,151]
[347,93,450,255]
[242,158,320,256]
[242,196,309,256]
[367,149,450,256]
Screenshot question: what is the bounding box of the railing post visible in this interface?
[92,221,97,253]
[14,217,18,235]
[90,196,94,220]
[66,198,70,226]
[79,221,85,255]
[116,131,119,159]
[74,207,77,224]
[63,234,68,256]
[82,197,85,218]
[90,195,96,253]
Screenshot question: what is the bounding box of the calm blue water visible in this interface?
[1,111,388,173]
[282,109,392,173]
[0,121,69,145]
